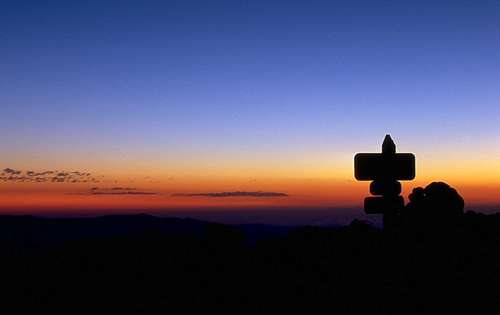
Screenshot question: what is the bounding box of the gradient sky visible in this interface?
[1,1,500,222]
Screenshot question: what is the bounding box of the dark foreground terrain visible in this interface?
[0,211,499,314]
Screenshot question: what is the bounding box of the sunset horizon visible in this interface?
[2,0,499,223]
[3,1,500,313]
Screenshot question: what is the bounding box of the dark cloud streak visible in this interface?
[173,191,289,198]
[3,168,21,175]
[91,191,157,195]
[0,168,98,183]
[70,187,157,196]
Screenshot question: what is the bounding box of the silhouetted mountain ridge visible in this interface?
[0,213,297,252]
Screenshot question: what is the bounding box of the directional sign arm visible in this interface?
[354,153,415,181]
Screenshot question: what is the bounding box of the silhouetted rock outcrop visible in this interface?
[403,182,464,227]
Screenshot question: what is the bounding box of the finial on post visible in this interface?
[382,134,396,155]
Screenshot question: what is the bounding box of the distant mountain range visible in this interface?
[0,214,296,251]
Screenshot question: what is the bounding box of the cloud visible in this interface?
[90,187,138,191]
[172,191,289,198]
[70,187,157,195]
[3,168,21,175]
[91,191,157,195]
[0,168,99,183]
[27,171,54,177]
[110,187,137,191]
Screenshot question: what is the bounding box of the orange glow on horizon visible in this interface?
[1,148,500,215]
[0,173,499,215]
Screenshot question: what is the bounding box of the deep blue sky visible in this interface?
[1,1,500,181]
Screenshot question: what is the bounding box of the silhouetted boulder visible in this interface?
[403,182,464,225]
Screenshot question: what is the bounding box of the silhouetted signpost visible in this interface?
[354,135,415,228]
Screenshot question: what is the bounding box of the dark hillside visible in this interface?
[0,211,499,314]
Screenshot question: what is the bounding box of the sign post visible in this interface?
[354,135,415,228]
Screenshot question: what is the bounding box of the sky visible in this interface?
[1,0,500,223]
